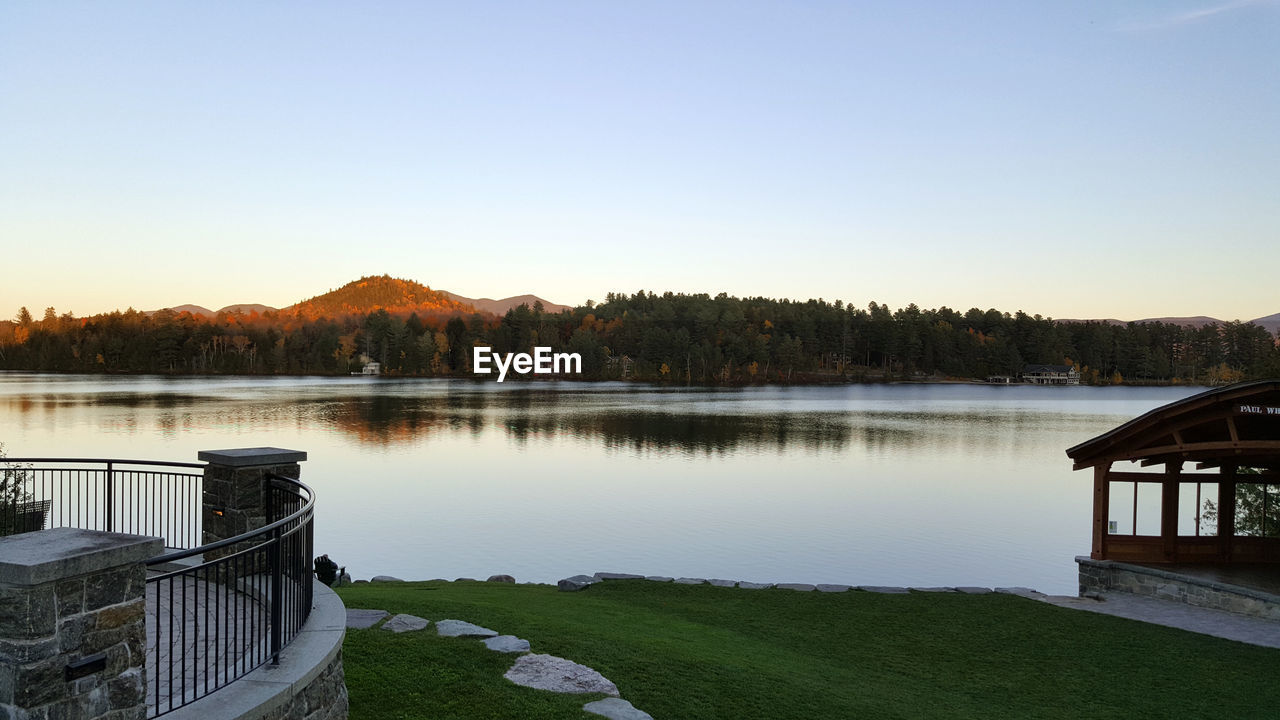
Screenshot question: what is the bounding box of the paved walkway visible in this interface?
[145,574,268,713]
[1040,592,1280,649]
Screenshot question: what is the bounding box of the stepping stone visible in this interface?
[955,586,994,595]
[584,697,654,720]
[708,579,736,587]
[858,586,909,594]
[594,572,645,580]
[484,635,531,653]
[737,582,774,590]
[816,584,852,593]
[345,609,389,629]
[558,575,600,592]
[436,619,499,638]
[382,614,430,633]
[504,654,619,696]
[370,575,404,583]
[487,574,516,583]
[995,587,1045,599]
[775,583,815,592]
[911,587,957,592]
[673,577,706,585]
[645,576,673,583]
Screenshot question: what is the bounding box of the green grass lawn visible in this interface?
[336,580,1280,719]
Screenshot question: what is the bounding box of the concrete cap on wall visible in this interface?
[198,447,308,467]
[0,528,163,585]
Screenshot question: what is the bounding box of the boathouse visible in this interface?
[1067,380,1280,617]
[1022,364,1080,385]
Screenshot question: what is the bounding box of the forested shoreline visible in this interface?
[2,287,1277,385]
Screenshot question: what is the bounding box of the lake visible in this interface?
[0,373,1206,594]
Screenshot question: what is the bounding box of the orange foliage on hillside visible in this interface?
[285,275,475,320]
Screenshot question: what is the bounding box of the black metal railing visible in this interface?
[0,459,316,718]
[0,458,205,545]
[145,473,314,716]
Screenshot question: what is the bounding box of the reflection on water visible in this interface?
[0,373,1206,593]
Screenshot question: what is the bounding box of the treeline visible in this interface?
[1,292,1277,384]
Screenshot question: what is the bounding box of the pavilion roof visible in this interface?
[1066,380,1280,472]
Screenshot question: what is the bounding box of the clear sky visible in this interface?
[1,1,1277,321]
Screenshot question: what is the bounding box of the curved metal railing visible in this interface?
[0,458,205,545]
[0,459,316,717]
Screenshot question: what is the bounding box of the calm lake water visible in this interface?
[0,373,1207,594]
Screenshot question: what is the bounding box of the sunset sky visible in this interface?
[2,2,1277,322]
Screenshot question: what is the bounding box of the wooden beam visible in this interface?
[1162,462,1181,561]
[1118,440,1277,462]
[1106,470,1221,484]
[1092,463,1110,560]
[1220,464,1236,562]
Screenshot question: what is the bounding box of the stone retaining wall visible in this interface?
[0,528,161,720]
[257,652,347,720]
[1076,556,1280,621]
[164,580,347,720]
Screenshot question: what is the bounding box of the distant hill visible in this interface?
[162,304,215,317]
[1252,313,1280,337]
[152,303,278,318]
[441,291,571,315]
[286,275,475,319]
[218,303,276,316]
[148,278,570,321]
[1055,314,1278,335]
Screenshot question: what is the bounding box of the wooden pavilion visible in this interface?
[1067,380,1280,565]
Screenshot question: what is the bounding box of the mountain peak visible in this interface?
[287,275,474,318]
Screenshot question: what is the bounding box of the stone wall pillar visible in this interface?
[198,448,307,551]
[0,527,161,720]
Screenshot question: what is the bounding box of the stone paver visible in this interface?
[674,577,706,585]
[858,586,909,594]
[737,581,773,590]
[346,608,390,628]
[484,635,531,653]
[436,619,499,637]
[595,572,645,580]
[584,697,654,719]
[995,586,1045,599]
[708,578,736,587]
[558,575,599,592]
[955,586,993,594]
[816,584,852,593]
[645,576,674,583]
[145,573,268,712]
[504,654,620,695]
[382,613,430,633]
[1042,592,1280,649]
[775,583,815,591]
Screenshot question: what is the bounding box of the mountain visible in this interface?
[218,303,276,316]
[152,303,278,318]
[148,278,570,321]
[441,291,571,315]
[1134,316,1222,328]
[286,275,475,319]
[1252,313,1280,336]
[1055,314,1278,335]
[163,304,215,317]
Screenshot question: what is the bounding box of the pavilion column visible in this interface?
[1219,463,1236,562]
[1161,461,1182,561]
[1091,463,1110,560]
